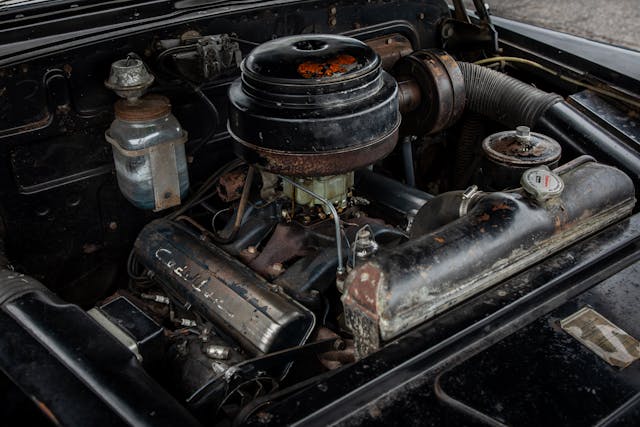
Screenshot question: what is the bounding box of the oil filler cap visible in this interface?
[521,166,564,201]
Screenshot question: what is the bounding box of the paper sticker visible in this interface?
[560,307,640,369]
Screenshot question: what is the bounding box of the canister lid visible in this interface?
[243,34,379,85]
[482,126,561,167]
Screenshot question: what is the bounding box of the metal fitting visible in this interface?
[204,344,231,360]
[140,293,170,305]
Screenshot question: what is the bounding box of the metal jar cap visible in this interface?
[105,58,155,99]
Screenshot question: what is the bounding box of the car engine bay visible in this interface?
[1,0,640,425]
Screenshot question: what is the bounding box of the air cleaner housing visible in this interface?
[227,35,400,177]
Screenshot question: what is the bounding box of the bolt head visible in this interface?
[516,125,531,139]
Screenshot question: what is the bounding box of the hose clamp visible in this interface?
[459,185,482,217]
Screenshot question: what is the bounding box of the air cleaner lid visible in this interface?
[482,126,562,167]
[242,34,379,85]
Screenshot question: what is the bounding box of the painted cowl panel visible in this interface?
[342,158,636,358]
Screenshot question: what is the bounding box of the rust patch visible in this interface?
[491,202,513,212]
[393,50,464,135]
[554,214,562,232]
[238,246,259,264]
[249,224,310,279]
[477,213,490,222]
[216,169,246,202]
[234,126,399,176]
[2,110,53,136]
[345,262,381,312]
[314,327,355,370]
[297,54,357,78]
[397,78,422,114]
[489,135,549,158]
[34,398,61,426]
[434,236,445,244]
[368,404,382,419]
[114,94,171,121]
[365,33,413,70]
[82,243,102,254]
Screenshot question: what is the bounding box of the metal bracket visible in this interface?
[105,131,187,211]
[196,34,242,80]
[443,0,499,54]
[148,142,182,211]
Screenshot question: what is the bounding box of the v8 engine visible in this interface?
[123,34,634,409]
[1,2,639,425]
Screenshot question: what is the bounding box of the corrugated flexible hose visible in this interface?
[457,61,563,128]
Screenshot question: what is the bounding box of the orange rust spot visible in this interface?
[434,236,445,244]
[346,263,380,312]
[554,215,562,232]
[297,54,357,78]
[34,399,60,426]
[491,203,512,212]
[478,213,490,222]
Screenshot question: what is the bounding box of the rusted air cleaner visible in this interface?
[227,34,400,177]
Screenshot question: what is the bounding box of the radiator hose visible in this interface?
[457,61,563,128]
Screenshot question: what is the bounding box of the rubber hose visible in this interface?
[0,269,49,305]
[409,190,465,238]
[458,62,563,128]
[454,113,484,188]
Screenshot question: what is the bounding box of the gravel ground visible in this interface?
[485,0,640,51]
